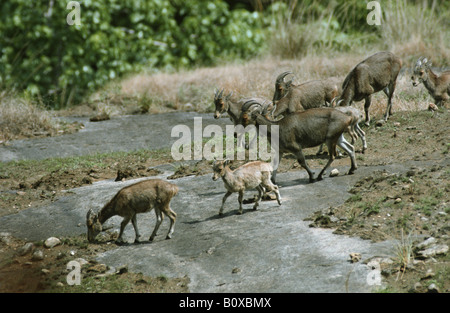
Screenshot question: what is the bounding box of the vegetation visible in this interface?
[1,0,448,109]
[0,0,265,107]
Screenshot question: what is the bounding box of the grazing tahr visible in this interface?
[334,51,402,125]
[411,57,450,107]
[86,179,178,244]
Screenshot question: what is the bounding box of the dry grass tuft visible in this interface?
[0,92,61,142]
[381,0,449,67]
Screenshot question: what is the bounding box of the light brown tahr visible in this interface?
[86,179,178,244]
[212,160,281,216]
[411,57,450,107]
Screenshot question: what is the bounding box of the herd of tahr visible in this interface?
[86,52,450,245]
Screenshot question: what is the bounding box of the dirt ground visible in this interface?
[0,106,449,293]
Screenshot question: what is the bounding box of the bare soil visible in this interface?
[0,107,449,293]
[0,234,189,293]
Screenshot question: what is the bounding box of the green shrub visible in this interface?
[0,0,266,108]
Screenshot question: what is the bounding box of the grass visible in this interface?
[90,52,438,121]
[414,196,439,216]
[2,1,448,141]
[381,0,450,66]
[0,148,172,183]
[394,230,414,273]
[0,91,59,142]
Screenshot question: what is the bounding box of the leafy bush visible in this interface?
[0,0,266,108]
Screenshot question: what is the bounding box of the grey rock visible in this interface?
[417,244,449,259]
[427,283,440,293]
[31,249,44,261]
[350,253,362,263]
[330,169,339,177]
[416,237,436,250]
[44,237,61,248]
[17,242,34,256]
[0,232,12,246]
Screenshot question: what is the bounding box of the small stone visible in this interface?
[117,265,128,275]
[41,268,50,275]
[423,269,435,279]
[376,119,385,127]
[413,282,423,292]
[87,263,108,273]
[416,237,436,250]
[330,169,339,177]
[427,283,440,293]
[0,232,12,246]
[82,176,93,185]
[56,282,65,287]
[17,242,34,256]
[44,237,61,249]
[31,249,44,261]
[406,169,416,177]
[349,252,362,263]
[394,198,402,204]
[417,244,449,259]
[232,267,241,274]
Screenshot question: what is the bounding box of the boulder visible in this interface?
[44,237,61,249]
